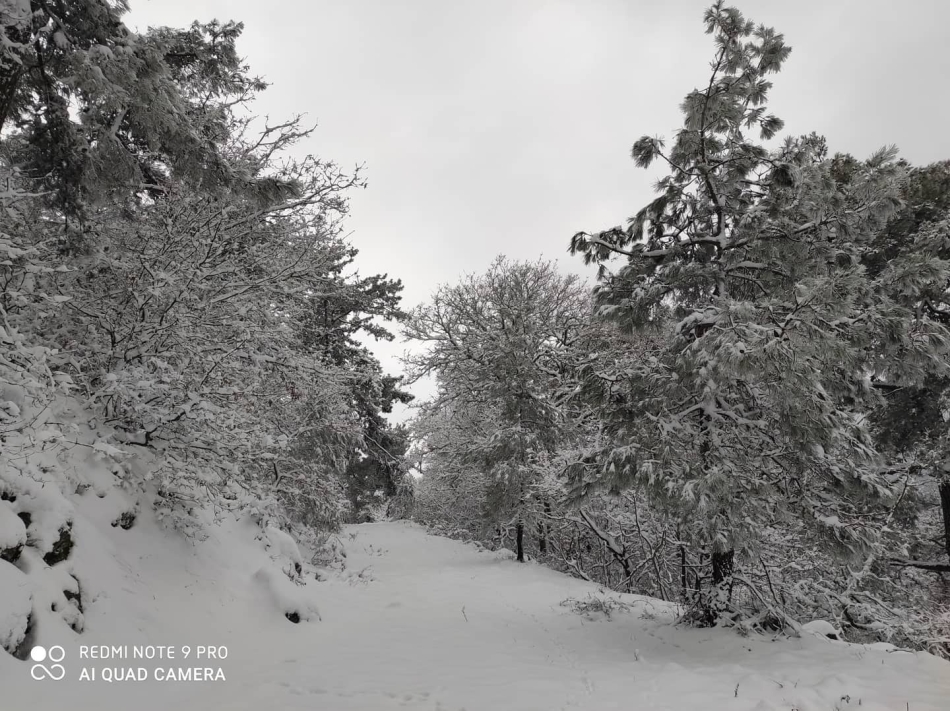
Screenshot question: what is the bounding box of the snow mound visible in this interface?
[18,547,84,634]
[802,619,843,640]
[2,443,75,557]
[0,561,31,654]
[262,524,304,574]
[250,566,321,623]
[1,386,328,709]
[0,502,26,554]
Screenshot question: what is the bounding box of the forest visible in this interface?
[1,0,948,668]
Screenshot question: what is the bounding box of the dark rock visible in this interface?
[11,613,34,660]
[2,505,25,564]
[285,612,300,624]
[43,524,74,566]
[111,511,136,530]
[1,542,22,564]
[64,575,83,613]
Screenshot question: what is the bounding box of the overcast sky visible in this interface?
[128,0,950,419]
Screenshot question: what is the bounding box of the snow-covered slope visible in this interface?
[3,519,948,710]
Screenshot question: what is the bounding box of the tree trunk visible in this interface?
[678,527,688,602]
[323,299,330,356]
[940,480,950,563]
[712,549,735,586]
[515,401,527,564]
[538,500,551,554]
[693,321,735,624]
[695,548,735,626]
[0,16,31,134]
[706,549,735,625]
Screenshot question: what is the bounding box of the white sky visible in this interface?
[128,0,950,420]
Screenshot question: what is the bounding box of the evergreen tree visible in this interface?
[569,2,949,623]
[867,161,950,572]
[292,244,412,520]
[0,3,254,222]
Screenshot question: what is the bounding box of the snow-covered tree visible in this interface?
[569,2,950,624]
[293,262,413,521]
[410,399,496,538]
[406,258,590,561]
[1,5,407,539]
[866,161,950,573]
[1,5,252,223]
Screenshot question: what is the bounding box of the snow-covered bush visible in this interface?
[560,590,636,621]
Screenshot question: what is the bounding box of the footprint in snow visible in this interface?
[377,690,436,707]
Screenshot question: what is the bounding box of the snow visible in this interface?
[262,524,304,572]
[0,501,26,551]
[0,561,31,653]
[2,520,948,711]
[5,473,74,556]
[250,566,321,623]
[801,619,843,640]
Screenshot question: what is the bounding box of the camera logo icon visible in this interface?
[30,646,66,681]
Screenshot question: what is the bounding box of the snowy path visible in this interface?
[7,520,949,710]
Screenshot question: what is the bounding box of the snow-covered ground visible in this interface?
[3,516,948,711]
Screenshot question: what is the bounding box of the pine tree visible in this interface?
[867,161,950,573]
[569,2,949,624]
[1,4,253,223]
